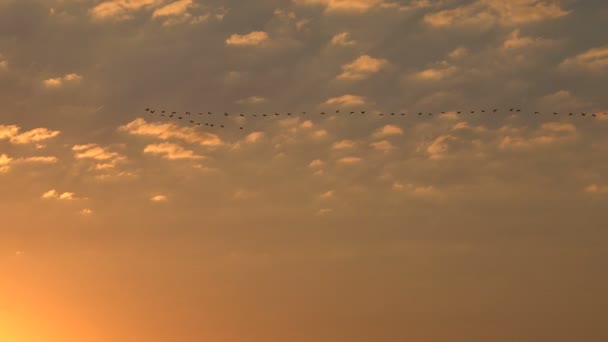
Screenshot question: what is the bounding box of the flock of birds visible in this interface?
[144,107,608,131]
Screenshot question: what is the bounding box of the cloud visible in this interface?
[9,128,61,144]
[323,94,366,107]
[316,208,333,216]
[0,154,12,173]
[584,184,608,194]
[337,156,362,164]
[119,118,223,146]
[413,63,457,81]
[152,0,193,17]
[237,96,267,105]
[332,139,356,150]
[0,154,58,173]
[296,0,388,13]
[150,194,168,202]
[393,182,441,197]
[499,122,577,150]
[90,0,161,20]
[448,47,468,59]
[43,73,83,88]
[0,54,7,70]
[427,135,457,160]
[143,142,204,160]
[41,189,78,200]
[0,125,61,145]
[501,29,555,50]
[81,208,94,215]
[300,120,314,129]
[233,189,257,200]
[309,159,324,168]
[320,190,335,199]
[424,0,569,28]
[337,55,388,80]
[226,31,270,46]
[560,46,608,72]
[370,140,395,152]
[245,132,265,143]
[331,32,356,46]
[373,125,403,138]
[73,144,124,161]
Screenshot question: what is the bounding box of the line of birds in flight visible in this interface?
[144,107,608,130]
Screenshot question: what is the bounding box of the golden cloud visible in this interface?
[143,142,204,160]
[226,31,270,46]
[337,55,388,80]
[119,118,223,146]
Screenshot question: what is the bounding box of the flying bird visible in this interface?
[493,109,498,112]
[145,108,150,112]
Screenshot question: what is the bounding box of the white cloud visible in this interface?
[81,208,94,215]
[245,132,265,143]
[0,154,12,173]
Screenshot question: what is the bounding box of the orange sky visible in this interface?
[1,0,608,341]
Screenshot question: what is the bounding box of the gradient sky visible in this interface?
[1,0,608,341]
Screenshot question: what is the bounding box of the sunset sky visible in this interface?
[1,0,608,341]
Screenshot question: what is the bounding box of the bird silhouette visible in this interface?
[145,108,150,112]
[240,114,244,117]
[336,109,340,113]
[493,109,498,112]
[161,110,166,113]
[225,113,229,116]
[240,127,244,130]
[186,112,190,115]
[321,112,326,115]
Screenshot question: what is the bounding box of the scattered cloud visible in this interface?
[337,156,362,164]
[320,190,335,199]
[0,154,12,173]
[0,125,61,145]
[323,94,366,107]
[584,184,608,194]
[296,0,392,14]
[81,208,94,215]
[150,194,168,202]
[373,125,403,138]
[237,96,267,105]
[43,73,82,88]
[332,139,356,150]
[370,140,395,152]
[119,118,223,146]
[331,32,356,46]
[144,142,204,160]
[226,31,270,46]
[309,159,324,168]
[502,29,556,50]
[427,135,457,160]
[90,0,161,20]
[560,45,608,72]
[424,0,570,28]
[41,189,78,200]
[245,132,265,143]
[337,55,388,80]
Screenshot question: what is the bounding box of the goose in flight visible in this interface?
[493,109,498,112]
[145,108,150,112]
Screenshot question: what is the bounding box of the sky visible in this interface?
[1,0,608,341]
